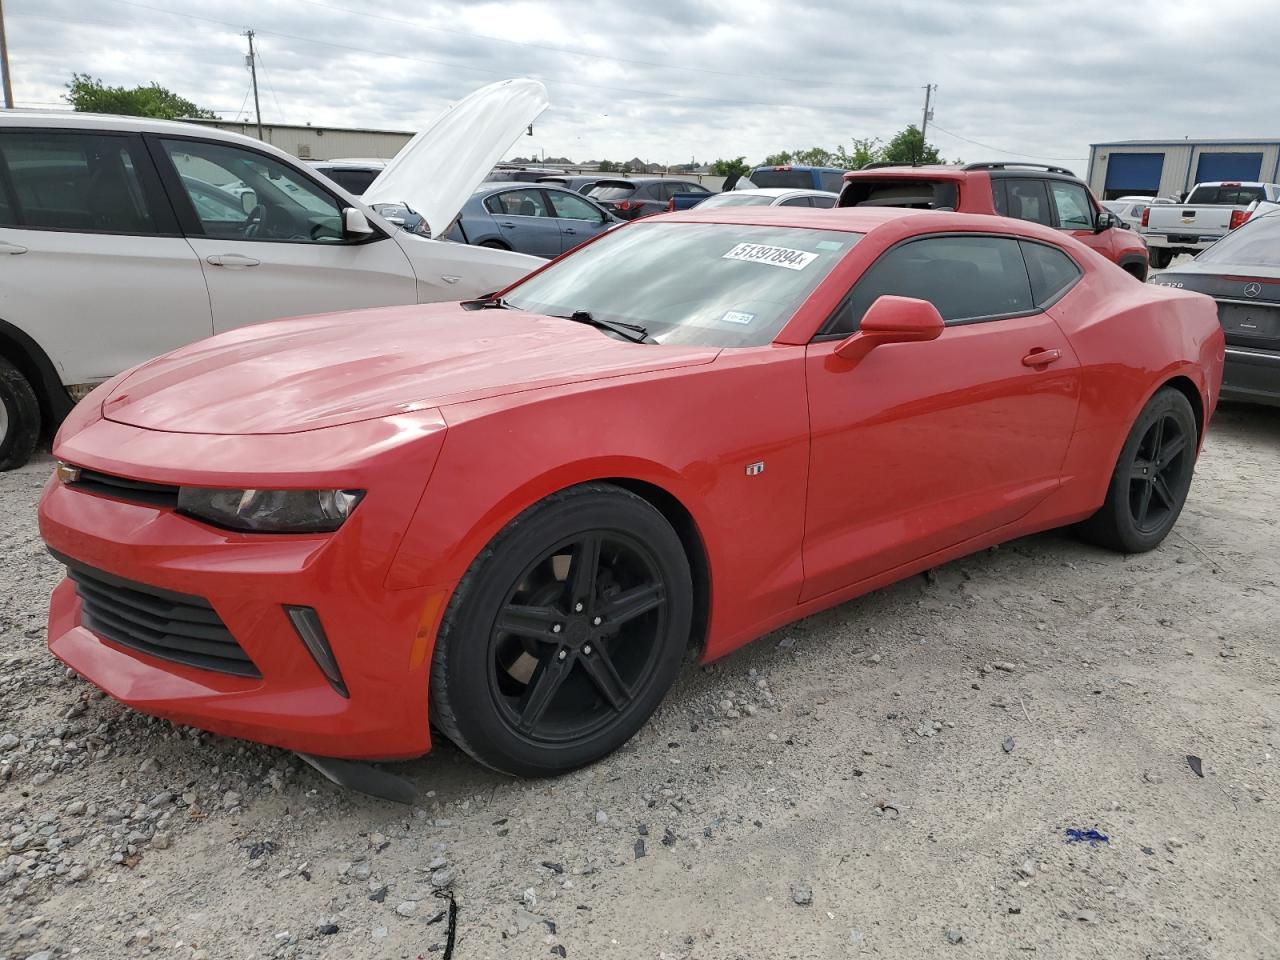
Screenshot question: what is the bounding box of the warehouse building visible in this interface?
[184,118,414,161]
[1087,139,1280,201]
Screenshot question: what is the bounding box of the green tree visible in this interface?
[834,137,884,170]
[710,156,750,178]
[881,124,942,165]
[761,150,793,166]
[791,146,834,167]
[597,159,618,172]
[65,73,217,119]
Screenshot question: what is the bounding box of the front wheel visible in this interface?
[429,483,693,776]
[1076,387,1198,553]
[0,357,41,471]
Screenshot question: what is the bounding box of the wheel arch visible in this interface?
[1161,373,1206,444]
[603,477,711,657]
[0,317,73,434]
[1117,254,1148,281]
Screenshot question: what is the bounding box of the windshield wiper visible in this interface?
[555,310,650,344]
[461,295,511,311]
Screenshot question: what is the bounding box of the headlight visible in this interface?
[176,488,364,533]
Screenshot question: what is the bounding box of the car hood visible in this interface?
[101,304,720,435]
[362,78,549,240]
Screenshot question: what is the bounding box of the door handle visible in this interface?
[563,228,577,235]
[0,241,28,255]
[499,221,517,228]
[1022,348,1062,367]
[205,254,261,268]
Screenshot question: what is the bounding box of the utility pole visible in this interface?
[919,83,936,162]
[0,0,15,110]
[244,29,262,140]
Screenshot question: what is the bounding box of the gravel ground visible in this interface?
[2,400,1278,960]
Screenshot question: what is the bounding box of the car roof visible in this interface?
[660,204,1080,245]
[725,187,837,199]
[472,180,583,195]
[0,109,266,143]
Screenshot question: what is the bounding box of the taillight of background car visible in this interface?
[1229,209,1253,230]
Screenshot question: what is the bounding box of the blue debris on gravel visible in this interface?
[1065,828,1110,846]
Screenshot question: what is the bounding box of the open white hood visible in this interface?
[363,78,549,239]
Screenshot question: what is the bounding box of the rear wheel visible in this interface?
[1150,248,1174,269]
[479,239,510,250]
[0,357,40,471]
[429,483,693,776]
[1076,387,1197,552]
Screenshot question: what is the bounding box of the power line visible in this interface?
[929,124,1085,163]
[252,42,287,121]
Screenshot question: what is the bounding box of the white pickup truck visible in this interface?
[1143,181,1280,267]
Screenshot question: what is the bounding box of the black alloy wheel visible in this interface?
[1076,387,1198,553]
[1128,412,1190,535]
[489,531,668,743]
[429,484,693,776]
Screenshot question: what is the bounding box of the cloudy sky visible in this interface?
[2,0,1266,170]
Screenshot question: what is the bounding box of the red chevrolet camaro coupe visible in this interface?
[40,207,1224,777]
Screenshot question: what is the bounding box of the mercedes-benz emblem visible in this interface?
[1244,282,1262,298]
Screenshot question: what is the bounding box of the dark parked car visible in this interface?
[537,174,604,194]
[1151,210,1280,406]
[308,159,385,195]
[586,177,711,220]
[444,182,618,257]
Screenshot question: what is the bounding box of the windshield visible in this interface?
[697,193,777,208]
[503,222,861,347]
[1197,212,1280,266]
[749,169,817,189]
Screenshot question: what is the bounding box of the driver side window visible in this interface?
[161,139,344,243]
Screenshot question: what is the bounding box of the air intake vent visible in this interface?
[53,553,260,678]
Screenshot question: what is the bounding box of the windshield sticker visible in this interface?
[816,240,845,251]
[722,243,818,271]
[721,310,756,325]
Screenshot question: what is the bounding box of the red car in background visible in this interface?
[840,162,1151,280]
[40,207,1221,778]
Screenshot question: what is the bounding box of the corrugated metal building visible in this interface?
[185,119,414,161]
[1087,139,1280,201]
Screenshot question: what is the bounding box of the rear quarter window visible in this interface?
[1020,241,1082,306]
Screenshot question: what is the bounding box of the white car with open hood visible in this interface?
[0,79,549,470]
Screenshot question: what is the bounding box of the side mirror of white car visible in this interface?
[343,207,376,237]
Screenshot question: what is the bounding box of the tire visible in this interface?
[0,357,41,471]
[478,239,510,250]
[429,482,693,776]
[1122,261,1148,282]
[1075,387,1198,553]
[1150,248,1174,270]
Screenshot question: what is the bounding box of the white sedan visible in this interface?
[0,79,547,470]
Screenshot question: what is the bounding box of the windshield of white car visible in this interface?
[502,222,861,347]
[1196,212,1280,266]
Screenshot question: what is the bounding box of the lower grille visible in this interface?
[54,552,260,678]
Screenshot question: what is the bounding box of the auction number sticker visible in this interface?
[722,242,817,271]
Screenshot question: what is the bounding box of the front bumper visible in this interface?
[1221,345,1280,407]
[39,415,452,760]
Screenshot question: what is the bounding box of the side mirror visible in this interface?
[833,296,944,363]
[240,190,258,215]
[1094,210,1115,233]
[343,207,375,237]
